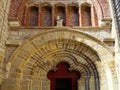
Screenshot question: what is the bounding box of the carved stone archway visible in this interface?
[3,29,114,90]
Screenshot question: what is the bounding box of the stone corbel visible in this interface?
[100,18,112,27]
[8,18,20,28]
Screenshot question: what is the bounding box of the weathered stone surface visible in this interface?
[0,0,120,90]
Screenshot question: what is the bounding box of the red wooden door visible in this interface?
[48,62,80,90]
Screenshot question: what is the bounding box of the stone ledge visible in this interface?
[100,18,112,28]
[6,40,22,46]
[103,38,115,50]
[103,38,115,42]
[8,19,20,28]
[9,26,110,31]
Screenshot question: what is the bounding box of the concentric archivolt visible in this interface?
[7,30,114,89]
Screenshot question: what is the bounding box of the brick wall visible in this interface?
[99,0,110,17]
[41,6,52,26]
[81,6,91,26]
[9,0,22,19]
[8,0,111,25]
[68,6,79,26]
[28,7,38,26]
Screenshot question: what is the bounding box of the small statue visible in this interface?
[56,16,63,26]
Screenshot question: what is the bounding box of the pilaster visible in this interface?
[52,6,55,26]
[65,5,68,26]
[38,6,41,26]
[91,5,95,27]
[24,6,29,26]
[79,6,82,26]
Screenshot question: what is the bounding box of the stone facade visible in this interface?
[0,0,120,90]
[0,0,10,83]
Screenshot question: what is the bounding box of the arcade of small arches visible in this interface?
[18,2,98,26]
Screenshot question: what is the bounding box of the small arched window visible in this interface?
[28,6,38,26]
[41,6,52,26]
[81,5,91,26]
[68,6,79,26]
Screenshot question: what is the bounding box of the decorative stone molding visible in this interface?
[41,2,52,7]
[9,20,20,28]
[54,2,65,7]
[68,2,79,7]
[100,18,112,27]
[5,30,115,90]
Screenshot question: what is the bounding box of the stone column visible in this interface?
[65,5,68,26]
[27,80,30,90]
[79,6,82,26]
[109,64,119,90]
[52,6,55,26]
[85,77,90,90]
[42,79,50,90]
[19,79,29,90]
[30,80,32,90]
[38,6,41,26]
[91,5,95,27]
[115,52,120,90]
[1,78,20,90]
[89,76,95,90]
[31,80,39,90]
[0,43,5,82]
[24,6,29,26]
[78,77,86,90]
[38,79,42,90]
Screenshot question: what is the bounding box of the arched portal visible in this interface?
[3,30,114,90]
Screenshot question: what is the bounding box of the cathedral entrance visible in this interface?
[3,30,114,90]
[47,62,80,90]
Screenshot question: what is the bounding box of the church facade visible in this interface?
[0,0,120,90]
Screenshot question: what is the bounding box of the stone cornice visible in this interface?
[9,26,111,31]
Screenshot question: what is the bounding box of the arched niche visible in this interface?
[41,6,52,26]
[54,3,66,26]
[68,5,79,26]
[28,6,38,26]
[81,4,92,26]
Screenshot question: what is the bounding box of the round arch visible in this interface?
[7,29,114,90]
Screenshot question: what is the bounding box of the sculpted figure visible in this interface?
[56,16,63,26]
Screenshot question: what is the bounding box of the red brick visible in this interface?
[41,6,52,26]
[68,6,79,26]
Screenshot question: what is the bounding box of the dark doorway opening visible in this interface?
[48,62,80,90]
[56,78,72,90]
